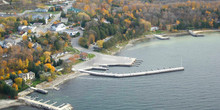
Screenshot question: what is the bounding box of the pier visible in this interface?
[188,30,204,37]
[18,96,73,110]
[79,67,184,78]
[30,87,48,94]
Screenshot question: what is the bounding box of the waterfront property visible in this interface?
[18,72,35,81]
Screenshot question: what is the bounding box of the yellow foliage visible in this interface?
[28,42,33,48]
[12,83,18,91]
[5,74,10,79]
[35,61,41,66]
[23,69,28,73]
[28,29,31,34]
[11,72,16,75]
[0,76,4,80]
[176,20,180,25]
[18,70,22,74]
[23,20,28,26]
[96,40,104,48]
[14,77,23,86]
[44,51,51,63]
[23,35,28,41]
[44,63,55,72]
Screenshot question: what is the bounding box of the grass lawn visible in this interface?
[88,54,95,59]
[31,79,44,87]
[64,46,80,54]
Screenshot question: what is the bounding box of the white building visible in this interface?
[5,79,13,86]
[51,23,66,31]
[3,38,16,48]
[18,71,35,81]
[59,29,79,36]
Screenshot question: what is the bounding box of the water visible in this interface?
[8,33,220,110]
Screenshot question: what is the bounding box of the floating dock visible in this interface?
[188,30,204,37]
[18,96,73,110]
[154,34,170,40]
[79,67,184,78]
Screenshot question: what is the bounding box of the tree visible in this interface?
[12,83,18,91]
[18,70,22,74]
[14,77,22,86]
[78,37,88,48]
[28,42,33,48]
[23,20,28,26]
[96,40,104,48]
[0,46,3,56]
[27,29,31,34]
[23,35,28,41]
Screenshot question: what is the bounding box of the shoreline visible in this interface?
[1,29,219,109]
[110,29,220,55]
[0,99,25,109]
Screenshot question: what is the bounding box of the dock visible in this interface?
[30,87,48,94]
[79,67,184,78]
[154,34,170,40]
[188,30,204,37]
[18,96,73,110]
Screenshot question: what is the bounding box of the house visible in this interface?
[51,23,66,31]
[5,79,13,86]
[0,41,3,47]
[60,17,68,24]
[151,26,159,31]
[32,42,41,50]
[31,14,52,24]
[35,8,48,12]
[18,71,35,81]
[3,38,16,48]
[0,24,4,28]
[18,25,37,33]
[59,29,79,36]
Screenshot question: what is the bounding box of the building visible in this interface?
[18,25,37,33]
[5,79,13,86]
[31,14,52,24]
[51,23,66,31]
[151,26,159,31]
[3,38,16,48]
[0,24,4,28]
[35,8,48,12]
[18,71,35,81]
[59,29,79,36]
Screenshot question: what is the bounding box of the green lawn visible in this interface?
[88,54,95,59]
[31,79,44,87]
[64,47,80,54]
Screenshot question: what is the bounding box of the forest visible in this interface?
[75,0,220,49]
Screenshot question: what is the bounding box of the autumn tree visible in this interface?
[14,77,23,86]
[12,83,18,91]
